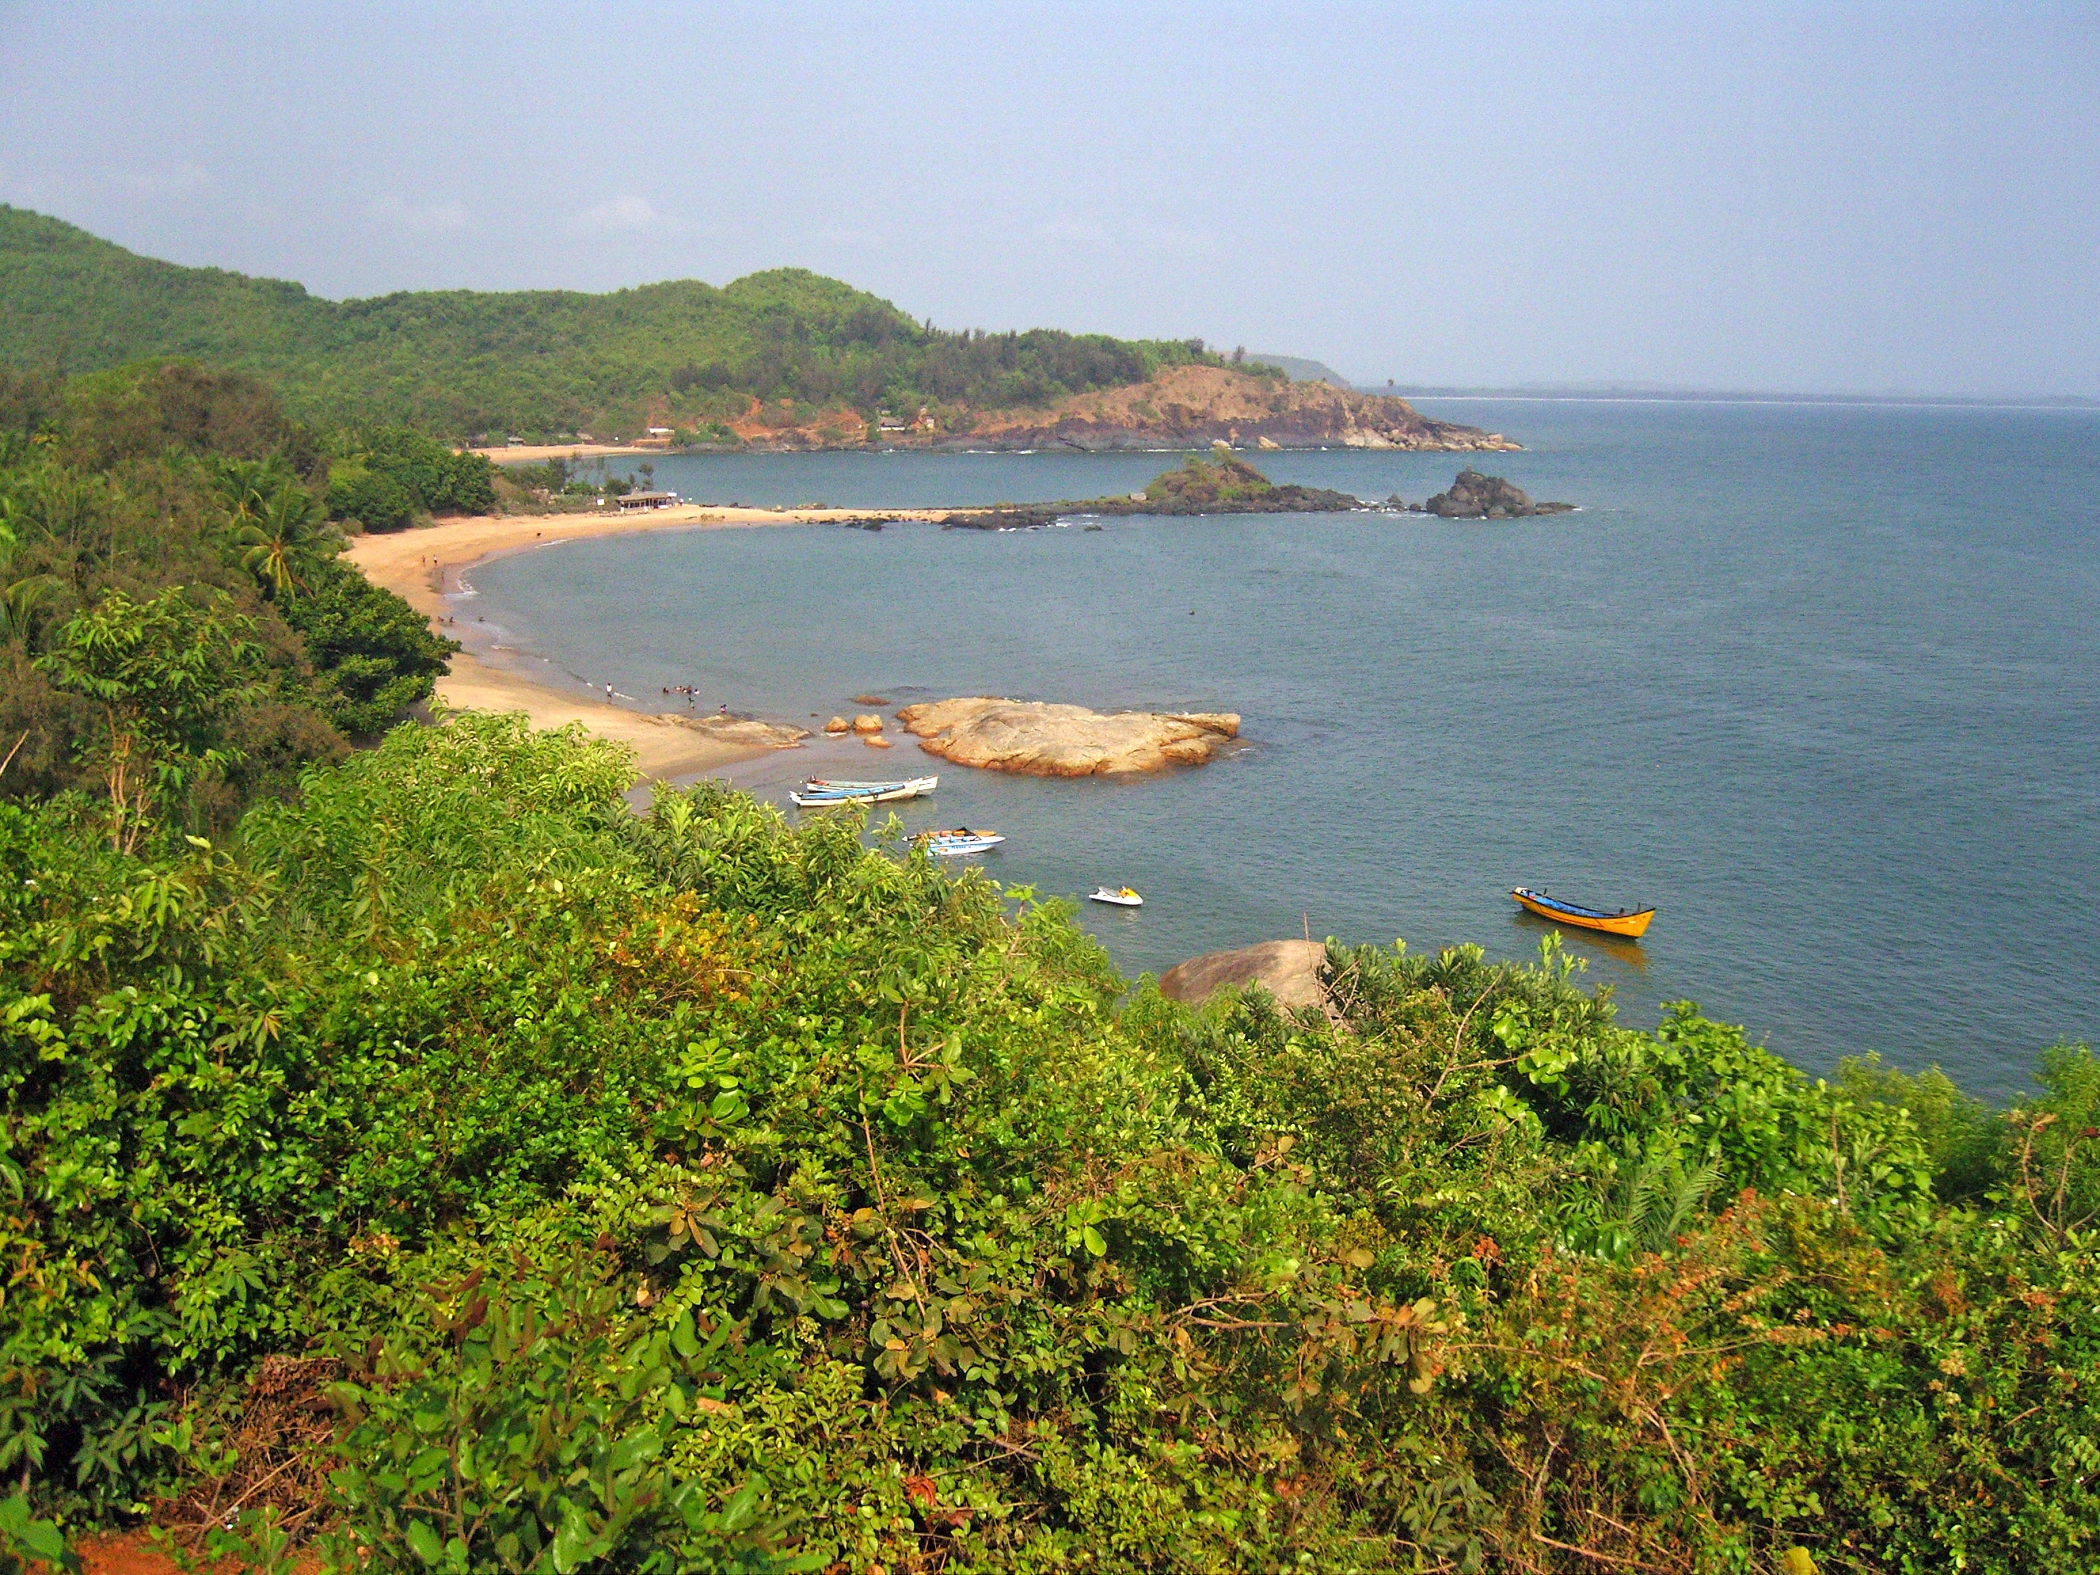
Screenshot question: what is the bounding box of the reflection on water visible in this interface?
[1509,911,1651,975]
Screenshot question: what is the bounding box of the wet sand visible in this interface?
[346,503,937,778]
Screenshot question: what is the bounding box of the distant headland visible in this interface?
[0,204,1515,456]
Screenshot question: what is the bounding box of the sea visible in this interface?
[456,399,2099,1099]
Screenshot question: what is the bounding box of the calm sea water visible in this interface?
[462,401,2100,1097]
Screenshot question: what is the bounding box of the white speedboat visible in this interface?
[790,775,938,807]
[1089,886,1143,907]
[915,828,1005,857]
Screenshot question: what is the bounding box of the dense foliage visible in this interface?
[1,206,1226,441]
[1,703,2095,1572]
[326,427,498,532]
[0,363,456,827]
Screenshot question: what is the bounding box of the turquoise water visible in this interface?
[464,401,2100,1097]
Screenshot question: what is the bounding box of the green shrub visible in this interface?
[275,557,456,737]
[325,463,416,532]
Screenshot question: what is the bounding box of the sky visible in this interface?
[2,1,2096,397]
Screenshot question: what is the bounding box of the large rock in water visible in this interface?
[1409,468,1575,519]
[894,697,1240,776]
[1159,940,1328,1009]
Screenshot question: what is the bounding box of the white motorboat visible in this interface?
[1089,887,1144,908]
[915,828,1005,857]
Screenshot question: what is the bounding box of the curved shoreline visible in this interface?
[346,504,938,778]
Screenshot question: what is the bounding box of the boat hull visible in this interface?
[1090,890,1143,907]
[1512,889,1655,938]
[790,776,938,807]
[806,776,938,793]
[924,836,1003,857]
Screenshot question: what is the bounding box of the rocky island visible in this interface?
[942,448,1361,530]
[1091,447,1360,516]
[1394,467,1576,519]
[894,698,1241,776]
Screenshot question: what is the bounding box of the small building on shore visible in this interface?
[614,490,678,512]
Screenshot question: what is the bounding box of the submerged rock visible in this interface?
[894,697,1241,776]
[1160,940,1328,1009]
[1399,468,1575,519]
[941,506,1063,531]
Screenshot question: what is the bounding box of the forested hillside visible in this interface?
[0,206,1221,441]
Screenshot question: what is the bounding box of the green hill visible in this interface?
[0,205,1217,439]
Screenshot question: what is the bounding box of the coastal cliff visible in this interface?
[860,363,1520,449]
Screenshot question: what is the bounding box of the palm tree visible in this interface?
[0,515,62,644]
[0,571,61,642]
[236,484,327,601]
[211,457,291,534]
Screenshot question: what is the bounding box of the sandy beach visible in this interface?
[347,503,936,779]
[471,442,666,464]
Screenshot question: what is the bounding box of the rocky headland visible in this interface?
[947,365,1520,453]
[662,366,1521,454]
[1394,468,1576,519]
[893,698,1241,776]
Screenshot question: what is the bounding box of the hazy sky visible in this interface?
[3,1,2096,395]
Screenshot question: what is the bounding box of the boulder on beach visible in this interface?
[893,697,1240,776]
[1401,468,1574,519]
[824,716,849,734]
[660,714,810,749]
[1159,940,1328,1010]
[851,713,885,734]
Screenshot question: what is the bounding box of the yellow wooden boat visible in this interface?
[1511,887,1655,938]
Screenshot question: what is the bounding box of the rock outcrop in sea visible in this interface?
[1396,468,1576,519]
[894,698,1241,776]
[942,450,1360,530]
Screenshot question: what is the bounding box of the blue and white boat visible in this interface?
[790,775,938,807]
